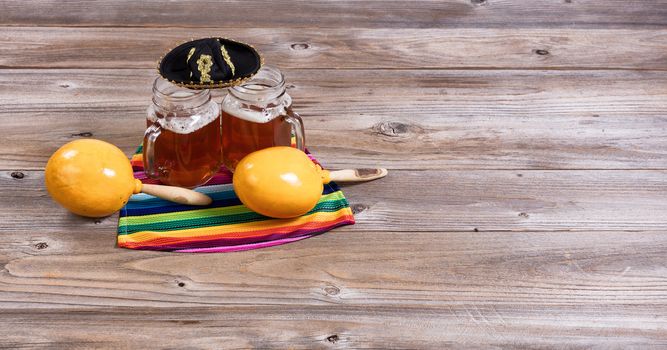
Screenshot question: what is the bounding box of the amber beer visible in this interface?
[144,112,222,188]
[221,109,292,170]
[143,78,223,188]
[220,66,305,171]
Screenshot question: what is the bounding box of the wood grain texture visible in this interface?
[2,303,665,349]
[1,69,666,170]
[2,169,667,235]
[2,27,667,69]
[5,221,667,308]
[1,305,666,349]
[1,0,666,28]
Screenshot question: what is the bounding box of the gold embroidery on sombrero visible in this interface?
[196,54,213,83]
[187,48,196,78]
[220,45,236,76]
[186,47,195,63]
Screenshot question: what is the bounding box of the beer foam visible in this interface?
[147,103,220,134]
[221,94,291,123]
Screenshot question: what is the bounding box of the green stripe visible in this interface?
[118,197,351,235]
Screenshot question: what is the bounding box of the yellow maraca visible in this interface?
[45,139,211,218]
[233,147,387,218]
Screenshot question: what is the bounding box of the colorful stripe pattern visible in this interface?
[117,146,355,253]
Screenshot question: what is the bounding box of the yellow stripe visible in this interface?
[118,208,352,243]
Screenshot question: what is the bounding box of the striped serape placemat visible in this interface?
[117,146,354,253]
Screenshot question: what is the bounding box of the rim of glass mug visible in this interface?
[151,77,211,111]
[227,65,287,104]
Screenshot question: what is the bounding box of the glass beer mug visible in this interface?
[143,78,222,188]
[221,65,305,171]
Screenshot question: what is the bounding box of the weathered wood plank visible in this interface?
[1,0,666,28]
[2,169,666,235]
[3,225,667,308]
[1,69,666,170]
[1,304,665,349]
[2,175,667,309]
[2,27,667,69]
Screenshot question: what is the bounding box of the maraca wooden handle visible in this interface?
[141,184,212,206]
[328,168,388,182]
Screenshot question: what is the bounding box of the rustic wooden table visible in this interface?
[1,1,666,348]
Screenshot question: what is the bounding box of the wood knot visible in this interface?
[177,282,186,287]
[59,83,70,88]
[326,335,339,343]
[324,285,340,295]
[373,121,416,138]
[291,43,310,50]
[70,132,93,138]
[351,204,369,214]
[518,212,530,218]
[10,171,24,179]
[473,228,479,232]
[34,242,48,250]
[534,49,550,56]
[517,173,523,177]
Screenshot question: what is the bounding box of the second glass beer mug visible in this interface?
[221,65,305,171]
[143,78,222,188]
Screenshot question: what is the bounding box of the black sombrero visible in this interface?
[158,37,262,89]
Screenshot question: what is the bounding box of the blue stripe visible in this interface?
[325,182,341,193]
[124,197,244,216]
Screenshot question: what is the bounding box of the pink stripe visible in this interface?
[172,235,312,253]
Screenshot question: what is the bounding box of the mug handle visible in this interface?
[143,122,162,178]
[284,108,305,151]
